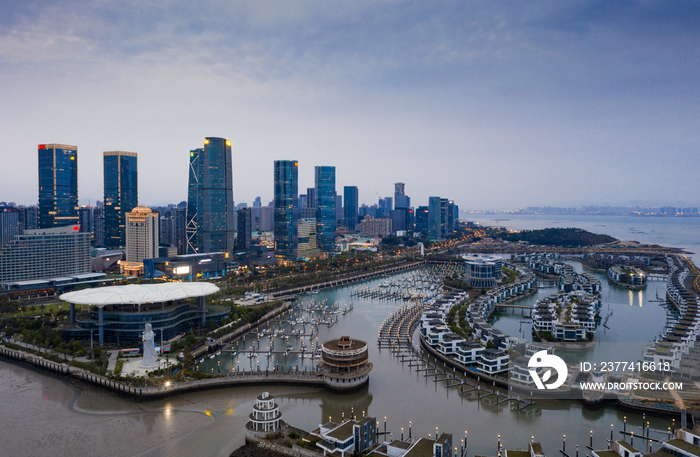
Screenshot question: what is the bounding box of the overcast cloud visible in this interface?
[1,1,698,209]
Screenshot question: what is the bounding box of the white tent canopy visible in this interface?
[59,282,220,308]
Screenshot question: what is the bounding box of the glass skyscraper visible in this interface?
[38,144,78,228]
[274,160,298,260]
[428,196,442,240]
[394,182,410,209]
[343,186,358,231]
[315,166,336,252]
[103,151,138,248]
[186,148,201,253]
[236,207,252,250]
[195,138,235,255]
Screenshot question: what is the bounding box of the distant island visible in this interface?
[501,228,617,247]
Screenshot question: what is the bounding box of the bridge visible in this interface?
[646,273,668,281]
[494,303,533,316]
[269,261,425,299]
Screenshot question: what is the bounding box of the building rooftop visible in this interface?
[59,282,220,307]
[388,440,412,450]
[326,421,355,441]
[505,450,530,457]
[323,337,367,352]
[593,451,621,457]
[616,440,639,452]
[403,438,436,457]
[666,439,700,454]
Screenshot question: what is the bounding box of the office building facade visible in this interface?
[428,197,441,240]
[18,205,38,231]
[259,205,274,232]
[394,182,410,209]
[343,186,359,231]
[186,148,201,253]
[195,138,235,255]
[0,225,91,283]
[237,207,252,250]
[415,206,429,235]
[125,206,159,263]
[273,160,299,260]
[38,144,78,228]
[103,151,138,248]
[0,207,20,247]
[315,166,336,252]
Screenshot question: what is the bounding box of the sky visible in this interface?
[1,1,699,210]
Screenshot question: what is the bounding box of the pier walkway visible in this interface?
[0,344,332,399]
[268,261,425,299]
[376,297,535,411]
[384,342,535,411]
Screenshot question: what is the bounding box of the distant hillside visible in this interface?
[501,228,616,247]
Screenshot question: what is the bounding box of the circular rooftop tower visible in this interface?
[246,392,284,439]
[320,336,372,390]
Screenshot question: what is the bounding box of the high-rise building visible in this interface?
[78,205,100,245]
[159,213,172,246]
[103,151,138,248]
[157,207,186,254]
[236,207,252,250]
[186,148,201,253]
[383,196,393,212]
[394,182,411,209]
[306,187,316,209]
[274,160,299,260]
[0,225,90,282]
[428,197,441,240]
[315,166,336,252]
[18,205,38,231]
[258,204,274,232]
[343,186,359,231]
[415,206,429,236]
[195,138,235,255]
[93,205,104,247]
[0,207,20,247]
[395,182,410,209]
[125,206,159,264]
[171,207,187,254]
[38,144,78,228]
[444,199,458,235]
[438,198,458,236]
[336,194,343,223]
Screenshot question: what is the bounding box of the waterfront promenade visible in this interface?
[0,343,332,399]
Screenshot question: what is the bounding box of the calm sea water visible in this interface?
[466,214,700,264]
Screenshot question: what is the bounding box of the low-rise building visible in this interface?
[314,416,376,457]
[478,349,510,374]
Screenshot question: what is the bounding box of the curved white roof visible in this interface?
[59,282,220,307]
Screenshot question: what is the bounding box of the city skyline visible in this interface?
[2,2,699,209]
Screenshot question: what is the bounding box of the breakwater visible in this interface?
[0,344,367,399]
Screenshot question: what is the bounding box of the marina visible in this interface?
[0,257,691,457]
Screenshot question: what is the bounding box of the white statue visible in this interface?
[139,323,159,368]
